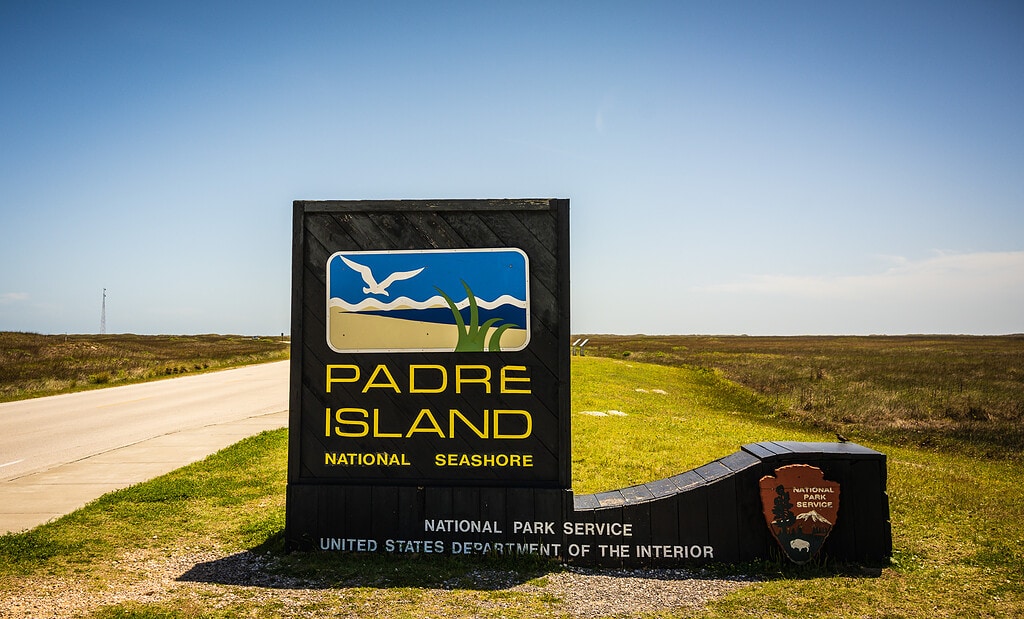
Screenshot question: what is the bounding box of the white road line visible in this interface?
[0,459,25,469]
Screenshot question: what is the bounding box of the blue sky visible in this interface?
[1,1,1022,335]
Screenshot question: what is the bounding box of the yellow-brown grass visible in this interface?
[0,332,289,402]
[579,334,1024,461]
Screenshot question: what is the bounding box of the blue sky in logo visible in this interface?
[329,249,527,307]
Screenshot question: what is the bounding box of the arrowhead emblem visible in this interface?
[758,464,840,564]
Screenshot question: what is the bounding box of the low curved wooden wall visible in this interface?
[568,441,891,566]
[287,441,891,566]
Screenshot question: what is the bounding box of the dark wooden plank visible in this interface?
[591,505,628,567]
[733,469,771,562]
[316,485,346,539]
[424,486,453,523]
[620,484,656,504]
[621,500,653,566]
[719,451,761,473]
[514,207,560,255]
[284,485,319,550]
[704,473,739,562]
[774,441,836,453]
[506,487,535,530]
[331,211,404,251]
[307,211,363,252]
[404,211,474,249]
[453,487,482,521]
[644,478,680,499]
[288,203,308,483]
[846,458,892,562]
[648,495,680,554]
[813,458,855,561]
[534,489,568,528]
[741,442,776,460]
[595,490,626,508]
[668,470,705,490]
[346,486,373,539]
[775,441,885,457]
[303,199,556,214]
[397,486,424,539]
[297,380,332,479]
[694,461,731,483]
[371,486,400,540]
[564,501,596,566]
[480,488,507,537]
[573,493,601,511]
[677,485,711,554]
[760,441,797,456]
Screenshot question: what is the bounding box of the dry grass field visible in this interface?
[0,332,290,402]
[578,334,1024,461]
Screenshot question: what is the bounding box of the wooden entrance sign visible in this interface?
[285,199,892,565]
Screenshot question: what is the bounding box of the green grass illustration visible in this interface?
[435,281,517,352]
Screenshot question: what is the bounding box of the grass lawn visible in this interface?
[1,347,1022,617]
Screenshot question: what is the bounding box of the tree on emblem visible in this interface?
[772,484,796,534]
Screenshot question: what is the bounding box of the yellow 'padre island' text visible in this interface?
[323,362,535,441]
[326,363,532,395]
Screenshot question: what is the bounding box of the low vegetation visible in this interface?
[0,336,1021,616]
[580,334,1024,461]
[0,332,290,402]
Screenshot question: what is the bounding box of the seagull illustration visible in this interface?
[339,255,424,296]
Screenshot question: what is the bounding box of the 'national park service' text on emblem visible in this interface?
[759,464,840,564]
[326,248,530,353]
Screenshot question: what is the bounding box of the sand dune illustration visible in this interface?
[328,309,527,352]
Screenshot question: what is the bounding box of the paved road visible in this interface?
[0,360,289,533]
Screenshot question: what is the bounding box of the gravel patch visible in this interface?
[0,549,757,618]
[517,566,756,618]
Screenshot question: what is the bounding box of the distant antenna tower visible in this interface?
[101,288,107,334]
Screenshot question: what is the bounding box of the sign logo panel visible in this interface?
[327,248,530,353]
[759,464,841,564]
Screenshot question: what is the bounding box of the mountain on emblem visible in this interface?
[326,248,530,353]
[796,510,833,525]
[758,464,841,564]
